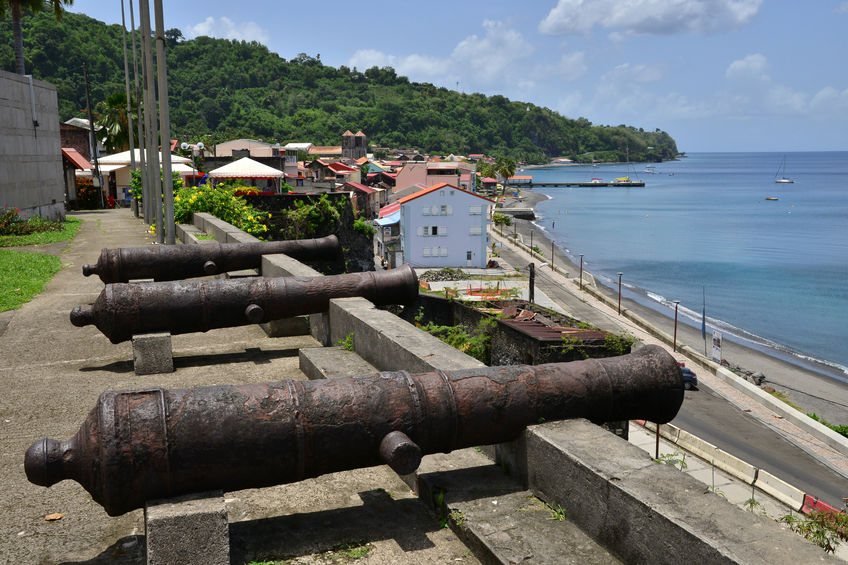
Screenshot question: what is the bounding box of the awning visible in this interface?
[375,210,400,225]
[207,157,284,179]
[61,148,92,169]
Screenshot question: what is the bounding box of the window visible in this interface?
[422,207,430,216]
[431,226,438,236]
[431,205,439,215]
[423,247,431,257]
[469,225,482,235]
[440,225,447,236]
[469,205,482,215]
[440,204,447,215]
[466,251,473,261]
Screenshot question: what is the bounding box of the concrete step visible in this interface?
[299,346,378,380]
[405,448,621,565]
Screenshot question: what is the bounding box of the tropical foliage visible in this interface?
[173,180,271,237]
[0,10,679,163]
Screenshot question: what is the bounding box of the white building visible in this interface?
[398,182,494,268]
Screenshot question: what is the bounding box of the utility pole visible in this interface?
[153,0,175,244]
[139,0,162,240]
[82,62,104,209]
[129,0,149,223]
[120,0,137,215]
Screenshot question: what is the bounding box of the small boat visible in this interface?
[765,196,779,201]
[589,177,604,184]
[774,155,794,183]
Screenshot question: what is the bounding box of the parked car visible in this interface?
[680,367,698,390]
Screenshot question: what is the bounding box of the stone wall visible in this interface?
[0,70,64,220]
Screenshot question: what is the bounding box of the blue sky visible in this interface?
[69,0,848,152]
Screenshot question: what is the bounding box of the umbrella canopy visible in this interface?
[98,149,190,165]
[207,157,284,179]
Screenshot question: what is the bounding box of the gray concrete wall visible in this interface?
[0,70,64,220]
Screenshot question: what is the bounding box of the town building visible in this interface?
[398,182,494,268]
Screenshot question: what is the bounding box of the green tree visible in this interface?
[495,156,517,194]
[95,91,134,152]
[0,0,73,74]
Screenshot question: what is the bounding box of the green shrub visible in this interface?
[0,208,63,236]
[808,413,848,439]
[353,217,375,237]
[173,180,271,237]
[274,194,340,240]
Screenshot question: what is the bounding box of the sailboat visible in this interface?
[774,155,794,183]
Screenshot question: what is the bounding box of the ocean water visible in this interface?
[529,152,848,381]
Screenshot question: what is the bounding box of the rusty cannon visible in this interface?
[82,235,340,283]
[70,265,419,343]
[25,345,683,516]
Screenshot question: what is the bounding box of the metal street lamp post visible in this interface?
[673,300,680,352]
[618,272,623,315]
[579,254,584,290]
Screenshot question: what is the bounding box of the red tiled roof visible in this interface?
[329,162,358,173]
[460,173,471,181]
[397,182,495,204]
[481,177,497,183]
[343,182,376,193]
[61,147,92,169]
[378,202,400,218]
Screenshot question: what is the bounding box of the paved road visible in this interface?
[494,223,848,508]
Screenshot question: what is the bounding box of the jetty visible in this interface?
[524,180,645,188]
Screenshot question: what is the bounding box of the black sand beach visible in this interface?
[500,189,848,426]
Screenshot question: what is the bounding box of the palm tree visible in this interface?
[495,156,517,196]
[0,0,74,75]
[95,91,135,153]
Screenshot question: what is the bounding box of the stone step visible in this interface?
[405,448,621,565]
[299,346,378,380]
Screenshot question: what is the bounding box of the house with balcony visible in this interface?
[398,183,494,268]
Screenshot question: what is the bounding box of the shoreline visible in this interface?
[501,188,848,425]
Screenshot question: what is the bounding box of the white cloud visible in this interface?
[539,0,762,36]
[725,53,768,80]
[349,20,534,87]
[601,63,664,84]
[186,16,270,45]
[555,51,588,81]
[556,91,584,116]
[809,86,848,118]
[836,1,848,13]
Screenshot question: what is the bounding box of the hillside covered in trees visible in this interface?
[1,10,679,163]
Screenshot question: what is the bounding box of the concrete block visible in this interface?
[176,223,202,244]
[260,316,310,337]
[325,297,484,373]
[261,253,323,278]
[754,469,806,511]
[225,230,260,244]
[518,419,838,565]
[144,491,229,565]
[133,332,174,375]
[298,347,377,380]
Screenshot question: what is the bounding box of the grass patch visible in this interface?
[763,387,803,411]
[0,250,63,311]
[0,217,81,247]
[194,232,216,240]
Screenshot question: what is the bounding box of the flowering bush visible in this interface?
[173,181,270,237]
[0,207,62,235]
[75,177,101,209]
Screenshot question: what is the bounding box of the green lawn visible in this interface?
[0,216,81,311]
[0,216,81,247]
[0,250,62,311]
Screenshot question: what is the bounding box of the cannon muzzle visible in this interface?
[25,345,683,516]
[83,235,340,283]
[71,265,419,343]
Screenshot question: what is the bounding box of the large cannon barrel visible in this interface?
[25,346,683,516]
[70,265,419,343]
[82,235,340,283]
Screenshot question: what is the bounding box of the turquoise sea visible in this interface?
[529,152,848,382]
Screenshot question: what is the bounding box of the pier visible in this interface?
[524,180,645,188]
